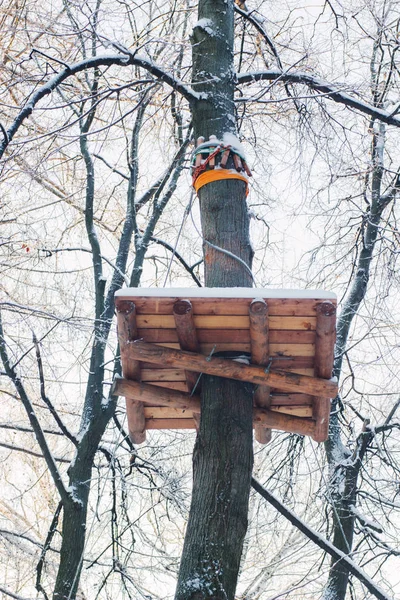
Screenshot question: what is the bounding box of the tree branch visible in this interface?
[149,235,202,286]
[0,311,73,503]
[0,53,198,159]
[251,478,392,600]
[237,70,400,128]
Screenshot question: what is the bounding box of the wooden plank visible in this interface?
[146,418,197,430]
[270,394,313,406]
[143,405,312,419]
[116,301,145,444]
[139,357,315,370]
[117,296,335,316]
[137,328,316,344]
[154,342,315,357]
[144,407,197,419]
[145,381,190,391]
[114,378,318,438]
[173,299,201,394]
[140,367,314,382]
[313,301,337,443]
[271,406,312,417]
[136,314,316,331]
[126,340,338,398]
[146,386,313,404]
[249,299,271,444]
[141,369,186,382]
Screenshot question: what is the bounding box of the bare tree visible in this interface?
[1,1,400,599]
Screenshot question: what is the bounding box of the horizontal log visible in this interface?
[114,379,318,438]
[116,296,335,316]
[112,377,201,412]
[137,328,316,344]
[254,410,316,438]
[136,314,316,331]
[125,340,338,398]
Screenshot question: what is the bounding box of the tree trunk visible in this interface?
[175,1,254,598]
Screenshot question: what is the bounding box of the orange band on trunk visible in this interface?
[193,170,249,195]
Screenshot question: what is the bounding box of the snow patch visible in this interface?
[223,132,247,159]
[116,287,336,299]
[194,18,216,36]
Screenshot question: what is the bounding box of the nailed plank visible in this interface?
[136,314,316,331]
[144,381,190,391]
[270,394,313,406]
[114,379,317,437]
[173,299,201,394]
[143,405,312,420]
[154,342,315,357]
[271,406,312,417]
[117,296,335,316]
[139,357,315,370]
[146,418,197,429]
[141,369,186,382]
[250,299,271,444]
[313,301,337,443]
[144,407,197,419]
[137,328,316,344]
[127,340,338,398]
[116,301,145,444]
[141,367,314,382]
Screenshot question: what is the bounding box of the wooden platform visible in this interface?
[112,288,337,444]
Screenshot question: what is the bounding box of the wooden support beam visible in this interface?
[112,377,201,412]
[115,296,335,317]
[250,299,271,444]
[113,378,316,437]
[313,301,337,442]
[254,409,316,439]
[116,301,146,444]
[125,340,338,398]
[173,299,201,394]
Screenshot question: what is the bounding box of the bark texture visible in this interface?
[175,377,253,600]
[175,1,254,598]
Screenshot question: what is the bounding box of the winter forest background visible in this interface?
[0,0,400,599]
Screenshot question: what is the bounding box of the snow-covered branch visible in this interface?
[237,70,400,128]
[0,312,74,505]
[0,53,198,159]
[252,478,392,600]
